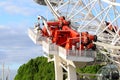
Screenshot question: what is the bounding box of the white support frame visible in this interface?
[32,0,120,80]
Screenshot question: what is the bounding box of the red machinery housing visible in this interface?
[41,16,97,50]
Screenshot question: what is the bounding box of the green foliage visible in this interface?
[14,56,55,80]
[14,56,103,80]
[77,65,102,74]
[76,64,103,79]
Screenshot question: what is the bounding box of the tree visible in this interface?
[15,56,102,80]
[14,56,55,80]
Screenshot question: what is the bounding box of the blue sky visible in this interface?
[0,0,50,79]
[0,0,119,79]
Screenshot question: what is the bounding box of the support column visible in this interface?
[54,54,63,80]
[67,65,77,80]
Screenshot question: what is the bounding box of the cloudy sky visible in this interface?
[0,0,52,79]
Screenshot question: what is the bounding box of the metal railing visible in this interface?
[77,73,103,80]
[42,39,58,55]
[58,46,96,58]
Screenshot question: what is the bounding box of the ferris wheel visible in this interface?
[35,0,120,64]
[29,0,120,80]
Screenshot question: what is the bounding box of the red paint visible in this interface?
[41,16,97,50]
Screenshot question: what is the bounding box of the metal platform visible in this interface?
[58,46,95,62]
[42,40,58,55]
[28,28,96,62]
[28,28,43,45]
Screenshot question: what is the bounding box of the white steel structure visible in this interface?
[28,0,120,80]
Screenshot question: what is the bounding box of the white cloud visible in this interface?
[0,25,20,36]
[4,5,30,15]
[0,23,43,79]
[0,1,37,16]
[0,29,42,61]
[0,25,10,30]
[0,0,46,79]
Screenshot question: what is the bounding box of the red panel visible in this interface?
[53,30,70,47]
[62,26,79,38]
[40,16,97,51]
